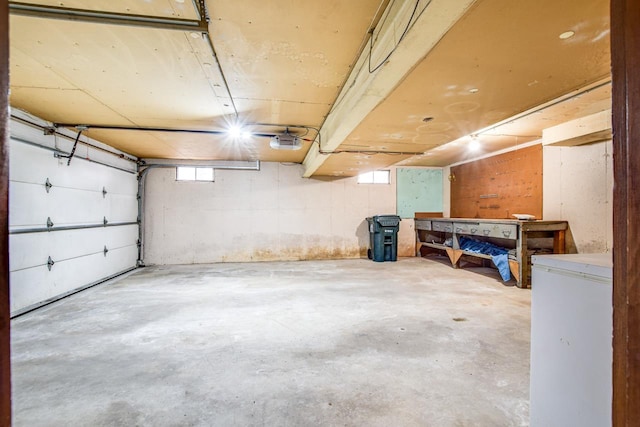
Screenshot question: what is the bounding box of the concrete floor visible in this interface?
[11,257,531,426]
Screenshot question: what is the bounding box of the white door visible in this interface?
[9,113,139,315]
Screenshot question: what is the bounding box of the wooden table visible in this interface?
[415,217,568,288]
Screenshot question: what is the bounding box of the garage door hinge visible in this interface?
[45,178,53,193]
[103,216,109,226]
[47,256,55,271]
[46,217,54,229]
[136,239,141,248]
[102,187,108,198]
[103,246,109,257]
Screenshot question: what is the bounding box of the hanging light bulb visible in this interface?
[226,122,252,139]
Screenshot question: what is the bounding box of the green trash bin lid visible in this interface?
[374,215,401,227]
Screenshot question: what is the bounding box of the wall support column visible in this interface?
[611,0,640,424]
[1,0,12,424]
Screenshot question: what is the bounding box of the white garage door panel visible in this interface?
[11,266,57,313]
[106,224,139,248]
[10,228,104,271]
[10,245,138,314]
[9,113,139,315]
[47,157,132,194]
[10,118,136,174]
[102,170,138,196]
[10,138,137,193]
[45,187,106,225]
[108,195,138,223]
[10,139,104,190]
[107,246,139,275]
[9,182,49,227]
[10,122,56,150]
[9,193,137,229]
[9,226,138,272]
[10,139,65,185]
[10,182,106,227]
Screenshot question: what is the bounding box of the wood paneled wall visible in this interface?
[450,145,542,219]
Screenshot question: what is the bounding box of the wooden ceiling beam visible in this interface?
[302,0,476,177]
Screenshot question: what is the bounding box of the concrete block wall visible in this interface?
[543,140,613,253]
[143,163,415,265]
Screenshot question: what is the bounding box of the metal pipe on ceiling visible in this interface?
[8,2,208,32]
[54,121,426,156]
[9,1,238,117]
[142,159,261,169]
[53,123,281,139]
[202,31,238,118]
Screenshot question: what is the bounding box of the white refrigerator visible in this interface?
[530,253,612,427]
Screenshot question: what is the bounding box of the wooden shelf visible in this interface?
[459,250,493,260]
[422,242,449,251]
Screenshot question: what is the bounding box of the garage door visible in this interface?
[9,112,139,316]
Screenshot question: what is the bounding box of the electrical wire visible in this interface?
[327,0,432,119]
[407,0,435,34]
[368,0,429,73]
[50,121,425,157]
[301,127,424,156]
[325,0,390,118]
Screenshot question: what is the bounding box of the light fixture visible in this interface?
[227,124,242,138]
[469,88,479,94]
[226,123,251,140]
[469,135,481,151]
[559,30,575,40]
[269,130,302,150]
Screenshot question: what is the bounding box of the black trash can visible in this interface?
[366,215,401,262]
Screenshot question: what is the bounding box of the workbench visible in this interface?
[415,217,568,288]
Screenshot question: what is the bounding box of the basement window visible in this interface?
[176,167,215,182]
[357,170,390,184]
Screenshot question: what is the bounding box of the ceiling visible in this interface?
[8,0,611,177]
